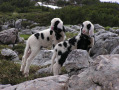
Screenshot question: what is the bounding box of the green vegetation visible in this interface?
[20,34,30,40]
[0,60,52,85]
[66,32,78,39]
[105,26,111,30]
[52,3,119,27]
[0,0,119,27]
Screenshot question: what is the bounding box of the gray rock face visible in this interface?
[31,26,48,31]
[20,29,32,35]
[32,50,53,66]
[15,19,22,30]
[0,28,19,45]
[111,45,119,54]
[64,49,93,76]
[65,26,79,33]
[68,54,119,90]
[0,84,11,90]
[94,24,105,30]
[36,66,51,74]
[2,75,69,90]
[1,25,9,30]
[1,48,19,61]
[110,28,119,35]
[91,31,119,58]
[71,25,81,30]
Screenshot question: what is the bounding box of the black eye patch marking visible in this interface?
[87,24,91,30]
[54,21,60,30]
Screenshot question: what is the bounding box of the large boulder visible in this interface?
[32,50,53,66]
[111,45,119,54]
[0,28,19,45]
[2,75,69,90]
[0,84,11,90]
[1,48,19,61]
[90,31,119,58]
[68,54,119,90]
[64,49,93,76]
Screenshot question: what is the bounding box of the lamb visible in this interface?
[51,21,94,75]
[20,18,66,77]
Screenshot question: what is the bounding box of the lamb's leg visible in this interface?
[20,50,31,73]
[23,48,40,77]
[53,61,61,75]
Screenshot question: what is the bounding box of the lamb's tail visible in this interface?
[50,50,56,73]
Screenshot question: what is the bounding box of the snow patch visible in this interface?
[36,2,62,9]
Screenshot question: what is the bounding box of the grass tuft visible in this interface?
[20,34,30,40]
[0,60,52,85]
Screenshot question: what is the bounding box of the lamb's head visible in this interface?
[50,18,65,33]
[81,21,94,37]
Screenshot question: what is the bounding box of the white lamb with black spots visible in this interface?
[51,21,94,75]
[20,18,66,77]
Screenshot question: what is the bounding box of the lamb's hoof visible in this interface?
[24,73,29,77]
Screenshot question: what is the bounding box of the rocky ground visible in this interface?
[0,19,119,90]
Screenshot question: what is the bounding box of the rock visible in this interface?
[3,75,69,90]
[111,45,119,54]
[31,30,39,34]
[109,28,119,35]
[1,25,9,30]
[36,66,51,75]
[15,19,22,30]
[1,48,19,61]
[18,36,25,43]
[94,24,105,30]
[31,26,49,31]
[0,84,11,90]
[32,50,53,66]
[20,29,32,35]
[90,31,119,58]
[64,49,93,76]
[68,54,119,90]
[65,26,79,33]
[0,28,19,45]
[71,25,81,30]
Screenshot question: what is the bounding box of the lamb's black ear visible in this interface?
[63,26,65,32]
[54,21,60,30]
[87,24,91,30]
